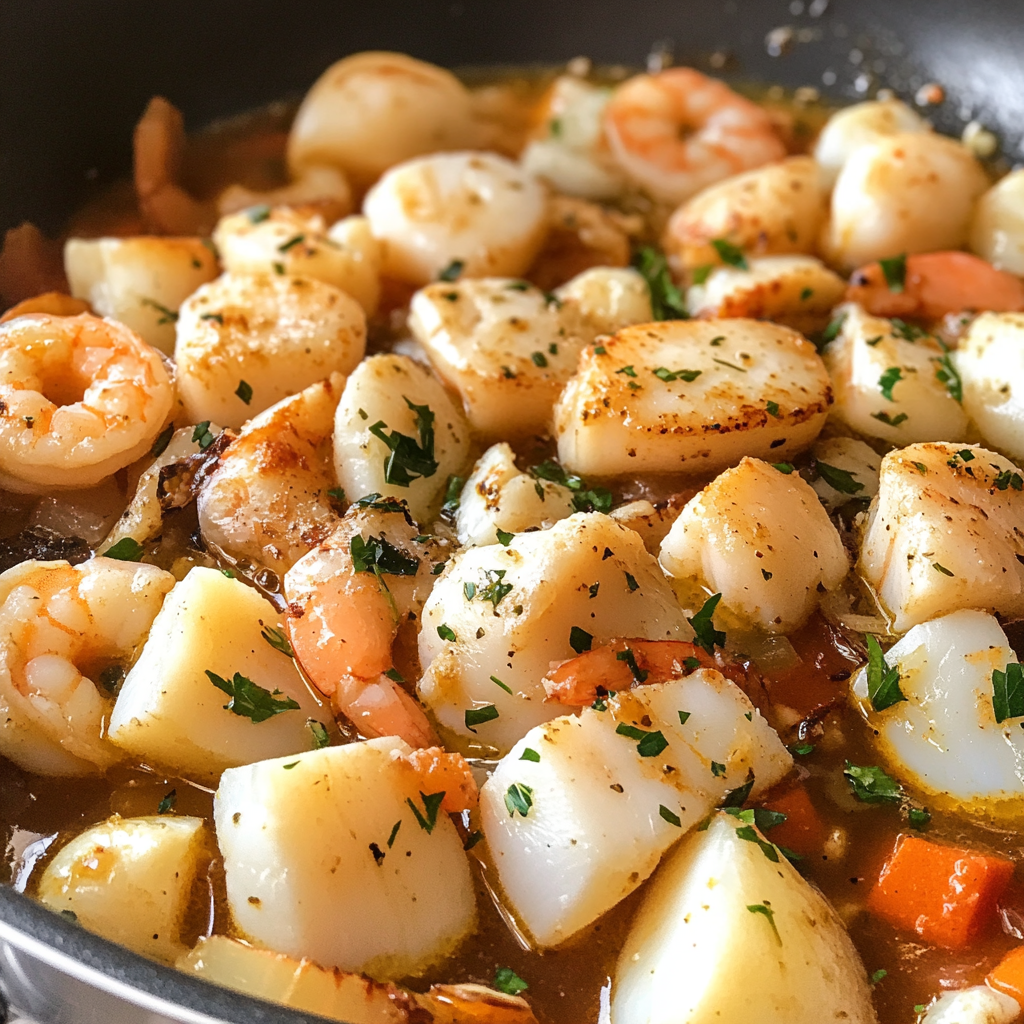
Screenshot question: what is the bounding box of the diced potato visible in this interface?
[418,513,689,754]
[970,169,1024,275]
[851,610,1024,815]
[213,209,381,316]
[213,738,477,978]
[363,152,548,286]
[553,266,653,336]
[957,312,1024,462]
[686,255,846,335]
[333,353,471,524]
[177,936,411,1024]
[611,813,876,1024]
[100,425,212,554]
[38,815,206,962]
[859,443,1024,631]
[813,99,927,187]
[810,436,881,511]
[456,443,576,548]
[174,272,365,429]
[408,278,593,438]
[921,986,1020,1024]
[197,376,341,575]
[108,567,329,779]
[480,671,791,947]
[64,236,218,354]
[662,157,827,270]
[659,458,848,632]
[821,133,987,271]
[823,303,969,445]
[554,318,832,478]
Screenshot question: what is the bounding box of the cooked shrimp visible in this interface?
[420,984,538,1024]
[287,52,478,191]
[603,68,786,205]
[0,313,174,492]
[283,503,442,747]
[133,97,214,236]
[197,374,344,576]
[400,746,479,813]
[845,251,1024,321]
[0,557,176,775]
[0,293,90,325]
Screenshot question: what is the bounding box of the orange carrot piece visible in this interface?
[757,784,828,859]
[988,946,1024,1007]
[868,834,1015,949]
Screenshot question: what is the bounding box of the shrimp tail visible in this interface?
[332,673,440,750]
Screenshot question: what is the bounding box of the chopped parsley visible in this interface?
[368,398,438,486]
[632,246,687,320]
[205,670,300,723]
[659,805,682,827]
[192,420,216,449]
[157,789,176,815]
[385,667,405,682]
[735,823,780,862]
[246,204,270,223]
[688,593,726,655]
[932,562,954,577]
[934,348,963,403]
[465,704,499,731]
[678,711,691,725]
[993,470,1024,491]
[766,400,781,418]
[521,747,540,762]
[438,259,465,282]
[491,674,513,694]
[307,719,330,749]
[493,967,529,996]
[350,534,419,578]
[261,625,294,658]
[652,366,702,383]
[141,297,178,324]
[150,423,174,457]
[890,318,929,342]
[711,237,748,269]
[878,253,907,292]
[407,791,446,833]
[463,830,483,850]
[691,264,712,285]
[352,493,406,513]
[624,571,639,592]
[820,312,847,345]
[496,528,514,546]
[908,806,932,830]
[865,634,906,712]
[569,626,593,654]
[504,782,534,817]
[816,462,864,495]
[532,351,548,368]
[387,820,402,848]
[104,537,144,562]
[477,569,513,609]
[992,661,1024,723]
[616,722,668,757]
[437,623,456,642]
[616,365,638,378]
[747,902,782,945]
[711,760,727,778]
[800,287,813,301]
[200,312,224,324]
[234,380,253,404]
[871,969,888,986]
[277,233,305,253]
[712,357,747,373]
[844,761,902,804]
[872,410,908,427]
[616,647,649,684]
[440,474,464,520]
[878,366,903,402]
[327,486,346,503]
[772,462,795,474]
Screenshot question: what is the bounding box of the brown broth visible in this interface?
[1,68,1018,1024]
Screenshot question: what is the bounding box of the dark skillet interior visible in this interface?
[1,0,1024,1020]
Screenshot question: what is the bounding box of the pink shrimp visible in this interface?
[283,502,442,748]
[544,637,763,707]
[845,251,1024,321]
[401,746,479,813]
[603,67,786,205]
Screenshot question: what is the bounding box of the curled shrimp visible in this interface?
[845,251,1024,321]
[400,746,479,813]
[0,557,176,775]
[0,313,174,492]
[0,293,90,325]
[543,637,761,707]
[283,502,443,748]
[603,68,786,205]
[133,97,214,235]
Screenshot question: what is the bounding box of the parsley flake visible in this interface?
[157,789,176,815]
[307,719,330,749]
[438,259,465,282]
[878,366,903,402]
[368,398,438,486]
[569,626,593,654]
[465,704,499,731]
[711,237,748,269]
[817,462,864,495]
[616,648,649,684]
[150,423,174,457]
[351,534,419,578]
[633,246,687,320]
[205,670,300,723]
[747,902,782,945]
[407,791,446,833]
[496,528,514,546]
[844,761,902,803]
[437,623,456,642]
[992,661,1024,723]
[934,349,963,403]
[872,410,908,427]
[521,747,541,762]
[261,626,294,658]
[141,297,178,325]
[653,366,702,383]
[659,804,682,827]
[494,967,529,996]
[491,674,513,694]
[531,351,548,368]
[766,400,781,418]
[688,593,726,655]
[104,537,145,562]
[192,421,216,449]
[865,634,906,712]
[624,571,639,592]
[234,380,253,404]
[505,782,534,817]
[879,253,907,292]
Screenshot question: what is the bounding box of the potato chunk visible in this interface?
[174,272,365,429]
[455,443,576,548]
[660,458,848,631]
[957,312,1024,462]
[686,255,846,336]
[213,738,476,979]
[38,815,206,962]
[611,813,876,1024]
[108,567,329,779]
[64,236,218,354]
[418,513,689,754]
[333,353,471,524]
[859,443,1024,631]
[554,319,832,477]
[852,610,1024,816]
[823,303,968,445]
[480,672,791,947]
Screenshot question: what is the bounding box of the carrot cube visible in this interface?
[868,834,1015,949]
[758,784,828,859]
[989,945,1024,1007]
